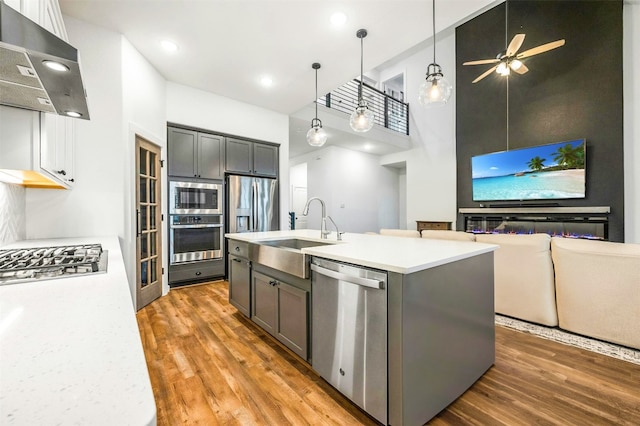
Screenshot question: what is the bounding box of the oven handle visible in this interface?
[170,223,224,229]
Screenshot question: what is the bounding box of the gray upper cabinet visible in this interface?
[168,127,224,180]
[197,133,224,179]
[226,137,278,177]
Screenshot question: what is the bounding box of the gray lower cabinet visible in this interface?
[251,270,308,359]
[228,254,250,317]
[228,240,250,317]
[225,138,278,177]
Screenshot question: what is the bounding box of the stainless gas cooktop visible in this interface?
[0,244,108,285]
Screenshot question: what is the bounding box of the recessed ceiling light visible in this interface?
[330,12,347,26]
[364,143,373,151]
[161,40,179,52]
[43,60,69,72]
[260,76,273,87]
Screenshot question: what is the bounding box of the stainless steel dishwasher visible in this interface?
[310,257,388,425]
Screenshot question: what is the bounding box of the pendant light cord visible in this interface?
[432,0,436,63]
[505,1,509,151]
[315,67,318,120]
[359,34,364,101]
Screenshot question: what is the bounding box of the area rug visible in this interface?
[495,315,640,365]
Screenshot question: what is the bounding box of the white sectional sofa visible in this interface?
[551,237,640,350]
[414,229,640,350]
[475,234,558,327]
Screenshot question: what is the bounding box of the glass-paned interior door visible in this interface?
[136,135,162,310]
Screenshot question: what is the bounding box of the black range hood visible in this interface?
[0,2,90,119]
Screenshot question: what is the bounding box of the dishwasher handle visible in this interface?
[311,263,384,289]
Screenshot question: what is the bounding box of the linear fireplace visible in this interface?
[459,207,610,240]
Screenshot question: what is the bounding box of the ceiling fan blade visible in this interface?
[463,58,500,66]
[472,65,499,83]
[512,62,529,74]
[517,39,565,59]
[506,34,526,56]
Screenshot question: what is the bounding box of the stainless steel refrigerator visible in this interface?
[227,175,279,233]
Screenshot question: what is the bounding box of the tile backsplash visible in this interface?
[0,182,26,246]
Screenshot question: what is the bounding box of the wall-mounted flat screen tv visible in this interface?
[471,139,586,202]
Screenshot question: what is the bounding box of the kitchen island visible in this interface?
[226,229,498,425]
[0,237,156,426]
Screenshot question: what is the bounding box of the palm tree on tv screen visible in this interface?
[527,156,546,171]
[552,143,584,169]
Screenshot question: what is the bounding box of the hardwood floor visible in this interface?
[136,281,640,425]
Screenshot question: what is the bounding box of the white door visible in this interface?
[291,186,308,229]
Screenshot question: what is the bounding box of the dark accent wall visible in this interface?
[455,0,624,241]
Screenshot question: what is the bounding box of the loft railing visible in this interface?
[318,79,410,135]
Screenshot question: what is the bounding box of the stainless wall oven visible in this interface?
[169,215,223,265]
[170,181,222,215]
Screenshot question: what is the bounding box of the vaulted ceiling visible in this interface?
[60,0,496,156]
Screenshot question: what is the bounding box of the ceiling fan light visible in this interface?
[496,62,510,76]
[350,102,375,132]
[510,59,523,71]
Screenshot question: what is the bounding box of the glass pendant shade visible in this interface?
[307,62,327,147]
[350,29,374,133]
[418,0,452,107]
[418,64,452,106]
[306,119,328,147]
[349,101,375,132]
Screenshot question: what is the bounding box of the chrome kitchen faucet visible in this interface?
[302,197,343,240]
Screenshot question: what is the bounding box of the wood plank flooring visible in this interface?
[136,281,640,425]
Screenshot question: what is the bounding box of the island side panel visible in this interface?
[388,252,495,426]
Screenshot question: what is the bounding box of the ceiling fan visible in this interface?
[463,34,565,83]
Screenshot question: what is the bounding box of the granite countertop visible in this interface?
[225,229,497,274]
[0,236,156,426]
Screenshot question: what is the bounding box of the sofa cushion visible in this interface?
[476,233,558,326]
[551,237,640,349]
[379,229,421,238]
[421,230,476,242]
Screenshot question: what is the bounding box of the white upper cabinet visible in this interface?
[4,0,68,41]
[0,1,75,189]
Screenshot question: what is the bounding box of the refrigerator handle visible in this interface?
[252,180,257,231]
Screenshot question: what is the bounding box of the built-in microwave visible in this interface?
[169,181,222,215]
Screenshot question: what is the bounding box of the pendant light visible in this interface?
[350,29,374,132]
[418,0,452,106]
[306,63,328,147]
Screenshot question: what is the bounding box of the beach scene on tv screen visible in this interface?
[472,139,586,201]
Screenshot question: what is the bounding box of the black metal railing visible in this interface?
[318,79,410,135]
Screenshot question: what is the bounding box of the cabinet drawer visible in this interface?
[228,239,249,258]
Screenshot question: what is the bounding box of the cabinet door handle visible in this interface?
[269,280,277,286]
[57,170,66,176]
[232,258,242,263]
[235,247,240,252]
[195,271,202,276]
[136,209,141,237]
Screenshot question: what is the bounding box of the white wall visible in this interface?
[379,29,458,229]
[166,82,291,229]
[25,17,169,304]
[0,182,26,245]
[290,146,399,234]
[26,17,125,242]
[624,0,640,243]
[121,37,168,295]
